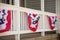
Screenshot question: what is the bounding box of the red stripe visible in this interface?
[48,16,55,30]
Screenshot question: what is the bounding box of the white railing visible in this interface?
[0,3,57,36]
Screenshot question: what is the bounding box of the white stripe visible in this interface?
[50,16,56,27]
[0,9,8,30]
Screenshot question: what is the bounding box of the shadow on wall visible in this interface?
[21,31,57,40]
[0,35,15,40]
[57,34,60,40]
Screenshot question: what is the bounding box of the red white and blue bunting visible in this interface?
[27,13,40,32]
[47,16,57,30]
[0,9,11,33]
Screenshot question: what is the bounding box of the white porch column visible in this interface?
[14,0,20,31]
[14,0,20,6]
[41,0,45,36]
[14,0,20,40]
[41,0,44,11]
[56,0,60,14]
[56,0,60,34]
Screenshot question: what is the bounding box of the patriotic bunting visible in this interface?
[27,13,40,32]
[47,16,57,30]
[0,9,11,33]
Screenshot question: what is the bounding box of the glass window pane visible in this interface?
[0,0,13,5]
[20,0,25,7]
[2,0,9,4]
[0,0,2,3]
[26,0,41,10]
[44,0,56,13]
[20,0,41,10]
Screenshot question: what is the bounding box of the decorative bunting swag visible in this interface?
[27,13,40,32]
[0,9,11,33]
[47,16,57,30]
